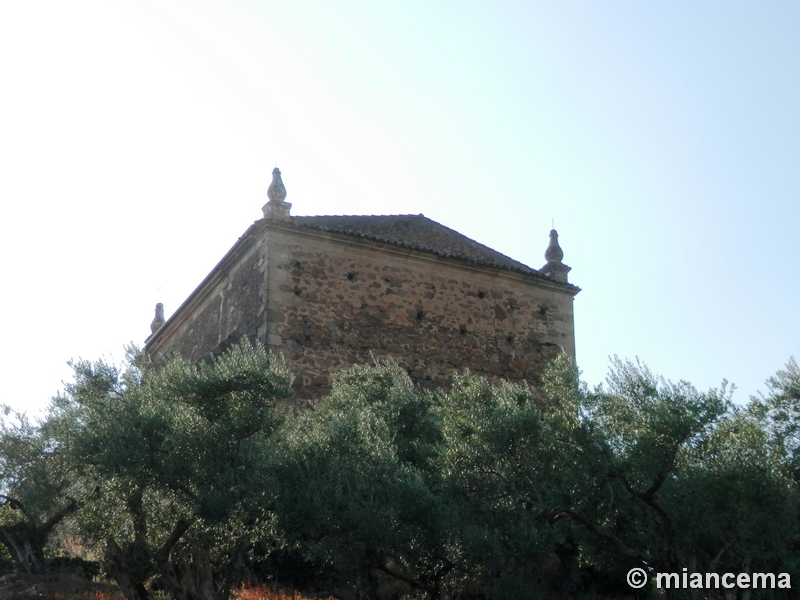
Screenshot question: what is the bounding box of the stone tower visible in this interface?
[145,171,579,401]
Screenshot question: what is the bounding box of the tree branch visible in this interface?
[377,559,433,595]
[547,508,650,563]
[709,535,739,573]
[154,518,194,566]
[619,476,677,567]
[38,497,78,536]
[0,494,31,522]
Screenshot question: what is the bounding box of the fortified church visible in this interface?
[145,169,580,401]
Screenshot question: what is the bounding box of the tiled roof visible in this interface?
[290,214,544,277]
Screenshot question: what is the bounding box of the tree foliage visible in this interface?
[0,406,85,573]
[271,361,462,600]
[4,349,800,599]
[48,339,293,600]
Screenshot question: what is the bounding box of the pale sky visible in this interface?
[1,1,798,416]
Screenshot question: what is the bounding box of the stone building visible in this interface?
[145,169,580,401]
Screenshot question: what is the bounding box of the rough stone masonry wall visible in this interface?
[263,226,576,402]
[148,229,270,364]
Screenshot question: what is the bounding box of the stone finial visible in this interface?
[540,229,571,283]
[150,302,165,334]
[544,229,564,262]
[262,167,292,220]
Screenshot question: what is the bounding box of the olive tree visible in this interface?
[51,339,293,600]
[271,361,475,600]
[441,354,790,598]
[0,406,90,573]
